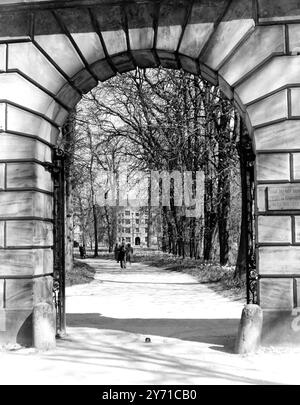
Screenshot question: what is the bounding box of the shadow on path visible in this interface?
[67,313,239,352]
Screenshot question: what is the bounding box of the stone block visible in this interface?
[236,56,300,105]
[257,185,267,211]
[33,302,56,350]
[33,276,53,306]
[157,25,182,52]
[259,246,300,275]
[179,55,199,75]
[5,278,33,310]
[293,216,300,242]
[0,134,52,162]
[90,59,115,82]
[102,30,127,56]
[220,25,285,86]
[73,32,105,66]
[0,102,5,131]
[132,51,157,69]
[254,120,300,151]
[6,220,53,247]
[0,221,4,248]
[201,0,254,69]
[256,153,290,181]
[0,73,55,118]
[258,215,291,243]
[56,83,81,109]
[258,0,300,23]
[179,0,229,57]
[111,53,135,74]
[72,69,98,94]
[218,76,233,100]
[8,42,65,94]
[6,163,52,192]
[290,88,300,116]
[289,24,300,53]
[0,11,31,40]
[0,248,53,277]
[262,310,300,345]
[247,90,287,127]
[0,44,6,72]
[293,153,300,179]
[179,22,214,58]
[259,278,293,310]
[0,279,3,308]
[0,309,5,332]
[35,34,84,77]
[46,99,69,126]
[6,105,58,144]
[129,27,154,51]
[156,0,188,51]
[0,191,52,218]
[157,52,179,69]
[0,163,5,190]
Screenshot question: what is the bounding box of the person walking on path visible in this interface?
[79,244,86,259]
[126,243,133,265]
[118,240,127,269]
[114,243,120,262]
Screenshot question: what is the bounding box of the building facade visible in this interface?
[117,208,151,248]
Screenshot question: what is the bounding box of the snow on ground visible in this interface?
[0,259,300,385]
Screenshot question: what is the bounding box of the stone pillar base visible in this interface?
[235,304,263,354]
[33,303,56,350]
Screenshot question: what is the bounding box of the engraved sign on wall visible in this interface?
[268,184,300,210]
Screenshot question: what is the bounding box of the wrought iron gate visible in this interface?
[50,147,66,337]
[240,132,258,304]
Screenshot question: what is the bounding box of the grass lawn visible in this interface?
[66,259,96,287]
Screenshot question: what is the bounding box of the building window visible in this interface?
[122,228,125,233]
[145,228,149,233]
[145,237,148,243]
[135,213,139,216]
[136,228,139,233]
[126,237,131,243]
[125,210,130,216]
[145,219,149,224]
[125,228,131,233]
[136,219,139,224]
[125,219,130,224]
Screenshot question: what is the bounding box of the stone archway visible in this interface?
[0,0,299,347]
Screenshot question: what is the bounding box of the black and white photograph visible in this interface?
[0,0,299,389]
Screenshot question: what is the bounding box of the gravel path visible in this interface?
[0,259,299,385]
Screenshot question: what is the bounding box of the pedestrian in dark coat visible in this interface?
[126,243,133,264]
[114,243,120,262]
[118,241,126,269]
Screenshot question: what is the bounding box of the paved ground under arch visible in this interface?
[0,258,300,385]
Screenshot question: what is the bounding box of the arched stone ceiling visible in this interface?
[0,0,297,138]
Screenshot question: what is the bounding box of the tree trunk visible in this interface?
[62,111,75,284]
[92,203,98,257]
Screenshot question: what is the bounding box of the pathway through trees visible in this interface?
[0,259,300,384]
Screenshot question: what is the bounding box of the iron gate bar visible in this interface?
[46,146,66,337]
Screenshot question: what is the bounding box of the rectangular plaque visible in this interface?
[268,184,300,210]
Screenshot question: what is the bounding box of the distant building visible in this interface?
[116,207,157,247]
